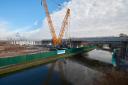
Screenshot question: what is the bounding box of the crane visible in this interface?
[42,0,58,46]
[42,0,70,48]
[58,8,70,45]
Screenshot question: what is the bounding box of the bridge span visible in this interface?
[71,36,128,44]
[41,36,128,48]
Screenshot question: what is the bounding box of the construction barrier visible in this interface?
[0,46,95,68]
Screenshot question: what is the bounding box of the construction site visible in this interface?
[0,0,71,57]
[0,0,128,85]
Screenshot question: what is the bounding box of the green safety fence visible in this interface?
[0,51,57,67]
[0,46,95,67]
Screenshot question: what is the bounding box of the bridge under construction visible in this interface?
[0,0,98,77]
[0,0,128,83]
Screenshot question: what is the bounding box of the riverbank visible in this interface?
[0,46,95,77]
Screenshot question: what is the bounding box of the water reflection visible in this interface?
[43,61,72,85]
[43,62,56,85]
[0,49,112,85]
[88,49,112,64]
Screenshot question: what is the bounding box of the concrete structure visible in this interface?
[10,40,42,46]
[41,36,128,48]
[71,37,128,44]
[0,40,42,46]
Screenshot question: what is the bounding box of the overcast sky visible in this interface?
[0,0,128,40]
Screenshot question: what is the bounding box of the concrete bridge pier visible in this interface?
[112,41,128,69]
[120,42,128,60]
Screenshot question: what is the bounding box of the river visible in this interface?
[0,49,112,85]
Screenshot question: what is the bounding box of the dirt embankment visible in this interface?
[94,69,128,85]
[0,44,49,58]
